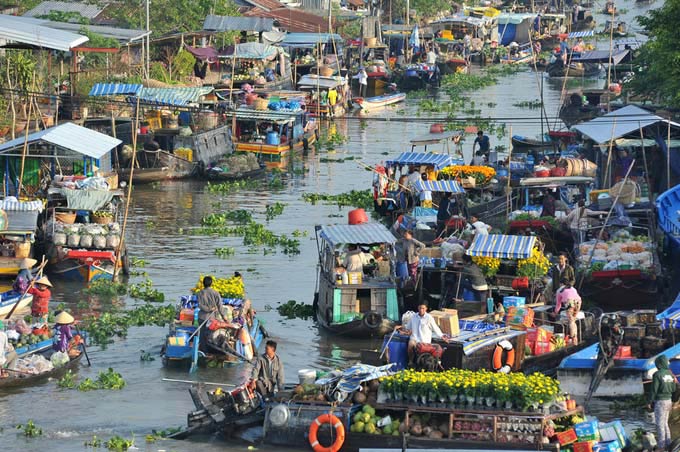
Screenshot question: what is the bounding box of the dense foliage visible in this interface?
[626,0,680,107]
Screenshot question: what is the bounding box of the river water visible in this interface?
[1,4,673,450]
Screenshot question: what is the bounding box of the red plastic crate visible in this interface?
[556,429,578,446]
[573,441,596,452]
[615,345,632,359]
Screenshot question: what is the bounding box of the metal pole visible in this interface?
[146,0,150,78]
[667,119,672,191]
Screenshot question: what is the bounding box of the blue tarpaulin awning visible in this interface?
[319,223,396,246]
[280,32,342,46]
[89,83,142,96]
[385,152,454,170]
[466,234,536,259]
[414,179,465,194]
[568,30,595,38]
[129,87,214,107]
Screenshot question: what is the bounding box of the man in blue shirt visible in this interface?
[472,130,490,159]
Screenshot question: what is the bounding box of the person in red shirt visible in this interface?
[29,277,52,325]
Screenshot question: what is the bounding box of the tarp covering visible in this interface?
[89,83,142,97]
[385,152,454,170]
[0,122,121,159]
[131,87,214,107]
[568,30,595,38]
[297,75,346,89]
[497,13,536,25]
[221,42,280,60]
[184,44,219,61]
[414,179,465,194]
[203,15,273,32]
[466,234,537,259]
[572,49,629,65]
[280,32,342,46]
[58,189,115,211]
[233,107,302,123]
[0,198,43,212]
[657,294,680,330]
[572,105,680,144]
[319,223,396,246]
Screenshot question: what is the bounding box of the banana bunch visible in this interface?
[192,274,245,299]
[550,335,566,350]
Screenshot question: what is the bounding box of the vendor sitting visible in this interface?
[53,311,77,354]
[13,258,37,293]
[460,254,489,301]
[396,304,448,365]
[250,340,284,398]
[343,244,364,273]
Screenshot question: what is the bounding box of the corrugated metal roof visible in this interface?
[233,107,303,123]
[319,223,396,246]
[46,22,149,43]
[385,152,454,170]
[244,7,329,33]
[89,83,143,96]
[245,0,286,11]
[466,234,537,259]
[24,1,106,20]
[203,15,274,32]
[131,87,214,107]
[280,32,342,46]
[297,75,346,89]
[573,105,680,144]
[413,180,465,194]
[0,122,121,159]
[567,30,595,38]
[0,14,88,51]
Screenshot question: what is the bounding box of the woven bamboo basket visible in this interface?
[55,212,76,224]
[254,98,269,111]
[14,242,31,259]
[609,180,639,205]
[319,66,334,77]
[562,158,597,177]
[92,214,112,225]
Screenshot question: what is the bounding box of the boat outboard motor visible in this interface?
[415,343,443,372]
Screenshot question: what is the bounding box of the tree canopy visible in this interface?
[627,0,680,107]
[108,0,240,36]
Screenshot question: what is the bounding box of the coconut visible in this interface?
[410,423,422,436]
[293,385,304,395]
[398,422,408,434]
[353,391,367,404]
[428,430,444,439]
[368,379,380,392]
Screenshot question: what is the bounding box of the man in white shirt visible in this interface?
[396,304,446,364]
[467,215,491,236]
[426,49,437,65]
[343,245,364,273]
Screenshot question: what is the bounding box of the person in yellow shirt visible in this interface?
[327,87,338,118]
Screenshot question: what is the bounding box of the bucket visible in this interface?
[365,37,377,47]
[462,288,477,301]
[348,208,369,225]
[405,69,418,77]
[298,369,317,385]
[266,131,280,145]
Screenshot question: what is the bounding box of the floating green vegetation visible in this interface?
[16,420,42,437]
[214,246,236,258]
[145,427,182,443]
[317,130,348,150]
[82,280,128,298]
[104,435,134,451]
[81,304,177,347]
[277,300,316,319]
[265,202,286,221]
[63,368,126,392]
[206,179,261,194]
[513,99,544,109]
[320,155,358,163]
[128,278,165,302]
[302,189,373,210]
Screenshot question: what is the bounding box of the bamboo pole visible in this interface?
[605,1,616,112]
[112,97,141,280]
[7,62,16,140]
[17,76,36,196]
[639,123,652,200]
[603,119,617,189]
[667,119,671,191]
[506,126,513,219]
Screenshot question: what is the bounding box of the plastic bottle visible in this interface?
[193,309,199,327]
[341,272,349,285]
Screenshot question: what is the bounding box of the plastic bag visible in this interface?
[106,234,120,249]
[14,319,32,335]
[80,235,93,248]
[53,232,67,246]
[93,235,107,249]
[50,351,70,368]
[67,234,81,247]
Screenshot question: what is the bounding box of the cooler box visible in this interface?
[503,296,526,308]
[599,421,627,446]
[593,440,621,452]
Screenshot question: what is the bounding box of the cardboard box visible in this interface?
[645,322,663,337]
[442,308,458,315]
[599,421,627,447]
[592,440,621,452]
[623,326,646,339]
[432,311,460,337]
[575,421,600,441]
[506,306,534,328]
[634,309,657,324]
[527,327,552,344]
[377,260,391,277]
[503,296,526,308]
[421,247,443,258]
[179,309,195,322]
[573,441,596,452]
[556,429,578,446]
[619,311,639,326]
[534,341,551,355]
[347,272,363,285]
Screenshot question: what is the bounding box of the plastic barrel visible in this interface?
[386,336,409,370]
[266,131,280,145]
[463,288,477,301]
[348,208,369,225]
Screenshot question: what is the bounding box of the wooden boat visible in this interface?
[546,61,601,78]
[231,106,317,167]
[0,291,33,318]
[0,352,83,389]
[205,165,266,181]
[603,20,627,37]
[437,57,469,76]
[296,74,349,118]
[395,64,441,91]
[558,305,680,398]
[511,134,554,149]
[353,92,406,111]
[314,222,400,338]
[118,150,195,184]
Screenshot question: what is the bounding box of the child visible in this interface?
[493,299,506,323]
[29,277,52,325]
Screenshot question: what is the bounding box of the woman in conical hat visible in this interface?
[29,277,52,325]
[53,311,75,354]
[13,258,37,293]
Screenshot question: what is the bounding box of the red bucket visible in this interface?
[348,208,369,225]
[512,277,530,290]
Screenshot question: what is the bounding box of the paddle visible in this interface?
[4,258,48,320]
[74,325,91,367]
[162,378,236,387]
[379,328,398,360]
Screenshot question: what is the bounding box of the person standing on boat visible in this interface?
[648,355,677,451]
[396,304,446,365]
[13,257,36,293]
[197,276,226,349]
[467,215,491,236]
[250,339,284,398]
[426,47,437,66]
[472,131,490,159]
[563,200,607,243]
[400,230,425,281]
[419,173,433,208]
[549,253,575,295]
[29,277,52,325]
[541,190,556,218]
[354,67,368,97]
[436,192,459,237]
[343,244,365,273]
[460,254,489,302]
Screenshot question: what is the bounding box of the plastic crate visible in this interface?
[556,429,578,446]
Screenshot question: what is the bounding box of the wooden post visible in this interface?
[506,126,513,219]
[18,76,36,195]
[667,118,672,191]
[605,1,616,112]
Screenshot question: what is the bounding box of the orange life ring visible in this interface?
[308,413,345,452]
[492,340,515,374]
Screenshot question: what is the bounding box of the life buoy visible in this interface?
[492,340,515,373]
[308,413,345,452]
[239,327,254,360]
[362,311,382,330]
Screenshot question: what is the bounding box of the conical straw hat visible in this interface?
[20,258,37,270]
[36,276,52,287]
[55,311,74,325]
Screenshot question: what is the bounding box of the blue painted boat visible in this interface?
[161,295,267,369]
[557,299,680,398]
[656,183,680,256]
[0,290,33,318]
[353,92,406,111]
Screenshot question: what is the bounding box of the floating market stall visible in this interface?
[162,275,266,370]
[296,74,349,118]
[438,164,506,225]
[231,105,316,167]
[215,42,292,91]
[277,32,343,83]
[497,13,537,46]
[314,220,400,338]
[0,198,43,276]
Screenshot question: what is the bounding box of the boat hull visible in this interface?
[316,312,395,338]
[49,259,115,283]
[235,132,316,166]
[579,276,659,310]
[118,167,193,184]
[0,293,33,318]
[557,367,646,398]
[354,93,406,111]
[205,167,266,181]
[0,353,83,390]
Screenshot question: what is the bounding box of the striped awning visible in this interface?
[414,179,465,194]
[89,83,142,97]
[466,234,536,259]
[319,223,396,246]
[0,199,43,212]
[130,87,214,107]
[568,30,595,39]
[385,152,454,170]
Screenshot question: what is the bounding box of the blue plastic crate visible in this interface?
[575,420,600,441]
[503,296,526,308]
[593,440,621,452]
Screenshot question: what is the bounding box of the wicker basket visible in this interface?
[55,211,76,224]
[319,66,334,77]
[365,37,377,47]
[92,214,112,225]
[609,180,640,205]
[254,98,269,111]
[14,242,31,258]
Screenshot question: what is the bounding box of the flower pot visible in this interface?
[504,401,513,410]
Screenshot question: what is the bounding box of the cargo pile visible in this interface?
[404,308,459,336]
[49,222,121,250]
[192,275,245,299]
[577,230,654,273]
[552,417,629,452]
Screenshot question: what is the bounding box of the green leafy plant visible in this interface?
[277,300,315,319]
[214,246,235,258]
[104,435,134,451]
[128,279,165,302]
[265,202,286,221]
[302,190,373,210]
[16,420,42,437]
[57,370,78,389]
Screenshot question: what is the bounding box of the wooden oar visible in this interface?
[3,258,48,320]
[74,325,91,367]
[379,328,398,360]
[162,378,236,387]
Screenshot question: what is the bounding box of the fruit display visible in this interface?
[578,229,654,272]
[7,328,53,349]
[349,404,403,436]
[192,275,245,299]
